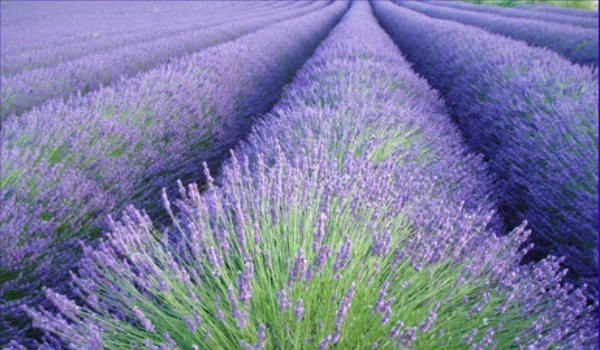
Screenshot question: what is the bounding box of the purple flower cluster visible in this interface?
[333,283,355,328]
[426,0,598,29]
[374,0,598,300]
[25,1,596,348]
[0,2,347,346]
[396,0,598,66]
[0,1,329,120]
[288,247,307,287]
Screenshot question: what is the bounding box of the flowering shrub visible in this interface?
[426,0,598,29]
[397,0,598,67]
[25,2,596,349]
[374,0,598,300]
[0,2,347,346]
[0,1,327,120]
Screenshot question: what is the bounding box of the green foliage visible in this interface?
[86,193,529,350]
[462,0,598,10]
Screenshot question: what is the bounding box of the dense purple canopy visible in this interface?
[374,0,598,300]
[397,0,598,67]
[0,2,347,346]
[23,1,596,348]
[0,1,329,120]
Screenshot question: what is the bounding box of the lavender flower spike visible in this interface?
[334,283,356,328]
[133,307,155,333]
[294,298,305,322]
[332,235,352,279]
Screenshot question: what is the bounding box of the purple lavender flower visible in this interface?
[314,244,331,273]
[264,249,272,269]
[471,328,495,350]
[332,235,352,279]
[133,307,155,333]
[276,289,291,313]
[182,314,196,333]
[318,335,331,350]
[419,301,440,333]
[255,324,267,350]
[389,321,404,340]
[214,303,225,323]
[192,309,203,328]
[371,229,392,258]
[461,328,478,345]
[43,287,80,321]
[330,328,341,344]
[373,282,389,313]
[239,340,253,350]
[228,285,246,329]
[288,247,306,287]
[144,339,159,350]
[396,326,417,347]
[238,257,254,306]
[334,283,356,328]
[313,211,328,252]
[294,298,305,322]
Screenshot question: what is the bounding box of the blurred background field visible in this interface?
[463,0,598,10]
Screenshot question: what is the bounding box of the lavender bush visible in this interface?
[516,3,598,18]
[396,0,598,67]
[374,0,599,300]
[25,2,596,349]
[0,1,311,77]
[426,0,598,29]
[0,1,328,120]
[0,2,348,346]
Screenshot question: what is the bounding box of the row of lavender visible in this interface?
[0,1,238,55]
[427,0,597,29]
[375,1,598,299]
[397,0,597,67]
[22,1,596,348]
[0,1,327,121]
[0,2,348,347]
[0,1,298,77]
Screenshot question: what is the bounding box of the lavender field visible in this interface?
[0,1,598,349]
